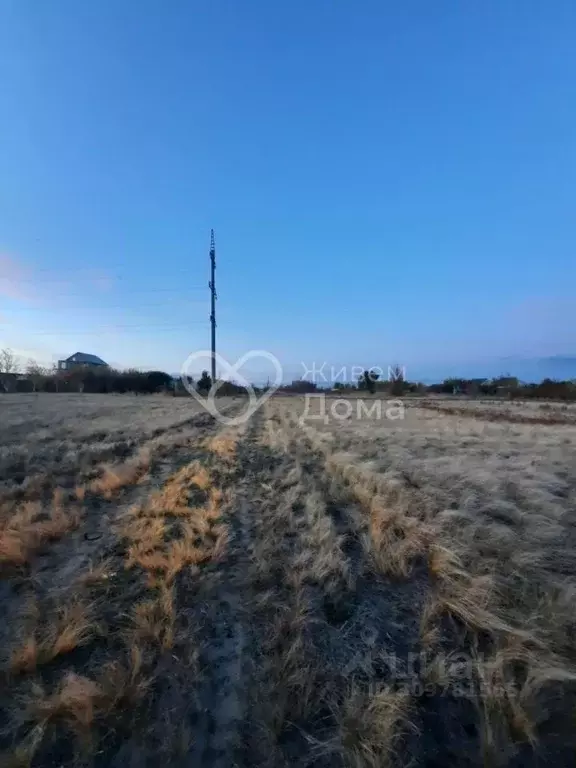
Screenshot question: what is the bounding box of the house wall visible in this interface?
[57,361,107,371]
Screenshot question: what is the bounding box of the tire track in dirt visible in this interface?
[223,405,427,767]
[190,414,267,767]
[255,402,529,768]
[413,400,576,426]
[153,405,444,767]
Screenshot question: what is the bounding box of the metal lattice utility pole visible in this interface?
[209,229,217,384]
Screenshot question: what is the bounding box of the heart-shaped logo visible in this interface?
[180,350,283,426]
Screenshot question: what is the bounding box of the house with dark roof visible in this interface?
[57,352,108,371]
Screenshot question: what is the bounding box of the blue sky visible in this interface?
[1,0,574,381]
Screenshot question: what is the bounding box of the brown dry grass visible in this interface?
[89,447,152,498]
[8,653,157,767]
[74,485,86,502]
[0,395,245,768]
[9,638,39,677]
[4,453,216,763]
[6,674,104,767]
[258,589,325,740]
[132,585,175,650]
[94,644,153,714]
[142,462,212,519]
[306,400,576,746]
[10,599,99,675]
[301,419,541,642]
[330,688,414,768]
[30,673,104,729]
[423,544,525,639]
[206,432,238,460]
[365,501,429,579]
[3,392,576,766]
[317,447,431,580]
[261,400,576,764]
[0,493,80,568]
[473,640,576,752]
[123,459,228,586]
[309,421,533,643]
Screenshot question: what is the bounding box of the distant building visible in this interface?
[57,352,108,372]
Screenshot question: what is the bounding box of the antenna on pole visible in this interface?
[209,229,217,384]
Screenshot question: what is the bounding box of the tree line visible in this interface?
[280,367,576,400]
[0,350,250,396]
[2,348,576,400]
[0,356,173,394]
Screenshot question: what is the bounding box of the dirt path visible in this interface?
[189,419,258,767]
[177,405,427,767]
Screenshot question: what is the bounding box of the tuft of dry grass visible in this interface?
[423,544,530,639]
[473,637,576,754]
[10,599,98,674]
[6,673,106,766]
[313,442,431,579]
[144,461,212,518]
[89,447,152,498]
[48,600,99,659]
[96,644,152,708]
[258,597,324,740]
[10,637,39,676]
[74,485,86,502]
[132,585,175,650]
[206,432,238,460]
[0,496,80,568]
[364,501,430,579]
[187,464,211,491]
[31,673,104,730]
[122,459,228,586]
[329,688,415,768]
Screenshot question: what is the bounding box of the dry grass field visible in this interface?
[1,393,576,767]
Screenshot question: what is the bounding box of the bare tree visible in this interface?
[0,348,18,373]
[389,364,405,397]
[0,348,19,393]
[26,358,47,392]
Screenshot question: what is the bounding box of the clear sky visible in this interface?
[1,1,575,381]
